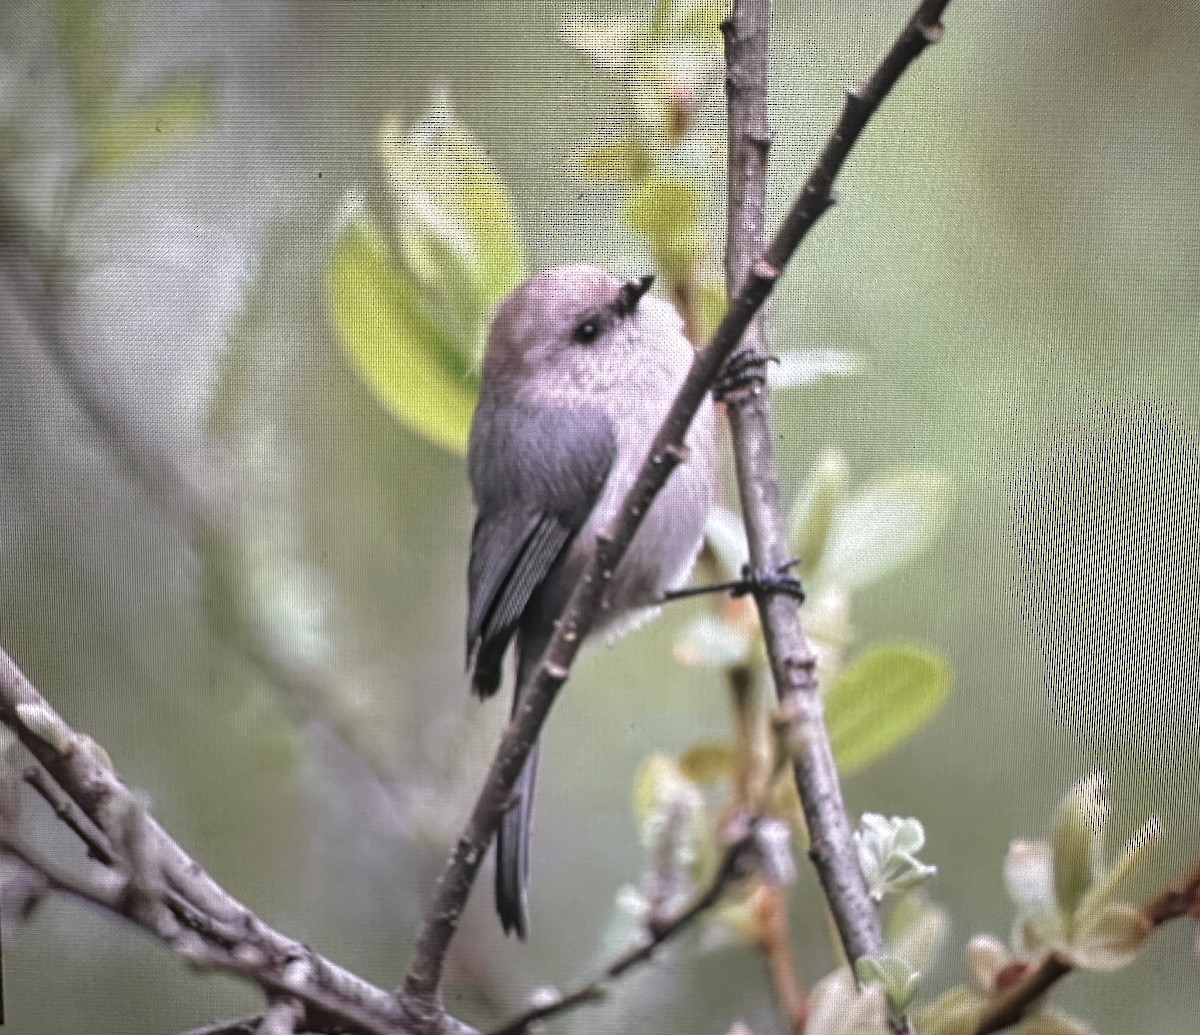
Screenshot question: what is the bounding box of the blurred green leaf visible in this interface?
[826,643,951,772]
[1052,772,1107,924]
[790,450,848,579]
[379,92,526,352]
[1084,815,1161,910]
[86,79,215,174]
[1018,1009,1102,1035]
[770,349,859,389]
[855,953,921,1015]
[575,133,655,181]
[817,470,954,590]
[677,740,735,784]
[693,275,727,340]
[328,219,478,454]
[57,0,121,124]
[1005,839,1064,955]
[701,505,748,581]
[561,13,638,74]
[1073,902,1152,971]
[631,751,707,893]
[624,172,703,280]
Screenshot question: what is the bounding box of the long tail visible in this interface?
[495,737,539,938]
[494,629,549,939]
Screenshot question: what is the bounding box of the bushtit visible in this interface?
[466,264,717,938]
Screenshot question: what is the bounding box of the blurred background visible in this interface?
[1,1,1198,1033]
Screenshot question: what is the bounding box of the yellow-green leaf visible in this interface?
[1072,902,1151,971]
[789,450,849,579]
[86,79,214,174]
[678,741,735,784]
[328,219,478,454]
[826,643,951,772]
[624,173,704,280]
[1052,772,1107,924]
[380,91,525,343]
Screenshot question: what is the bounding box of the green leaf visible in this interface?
[380,91,526,349]
[327,219,478,454]
[86,79,215,174]
[623,173,704,280]
[825,644,951,772]
[631,752,706,881]
[855,954,922,1015]
[701,506,748,581]
[677,740,735,784]
[817,470,954,590]
[1072,902,1151,971]
[693,276,727,341]
[1004,839,1063,954]
[1084,814,1161,910]
[1052,772,1107,925]
[575,133,655,181]
[770,349,859,389]
[1018,1008,1102,1035]
[789,450,848,578]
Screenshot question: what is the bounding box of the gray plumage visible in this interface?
[466,265,716,938]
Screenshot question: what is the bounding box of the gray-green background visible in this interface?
[1,1,1197,1033]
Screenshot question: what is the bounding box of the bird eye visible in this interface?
[572,318,601,344]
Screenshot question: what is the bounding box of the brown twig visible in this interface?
[402,0,955,1017]
[484,829,760,1035]
[973,858,1200,1034]
[752,884,810,1034]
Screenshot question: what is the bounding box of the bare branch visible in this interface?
[721,0,951,986]
[0,645,471,1035]
[23,763,115,864]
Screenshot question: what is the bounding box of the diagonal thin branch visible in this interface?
[484,828,761,1035]
[973,857,1200,1034]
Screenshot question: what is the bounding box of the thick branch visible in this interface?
[403,0,955,1012]
[0,646,468,1035]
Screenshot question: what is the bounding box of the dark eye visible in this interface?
[572,318,601,344]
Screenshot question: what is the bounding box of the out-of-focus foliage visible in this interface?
[675,452,954,776]
[329,94,526,454]
[919,774,1161,1035]
[56,0,215,173]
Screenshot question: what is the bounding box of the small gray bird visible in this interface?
[466,264,717,938]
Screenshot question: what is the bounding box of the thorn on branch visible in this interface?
[922,22,945,44]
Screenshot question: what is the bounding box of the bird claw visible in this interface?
[713,348,779,402]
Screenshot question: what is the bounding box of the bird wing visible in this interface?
[466,403,615,698]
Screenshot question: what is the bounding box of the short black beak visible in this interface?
[615,274,655,316]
